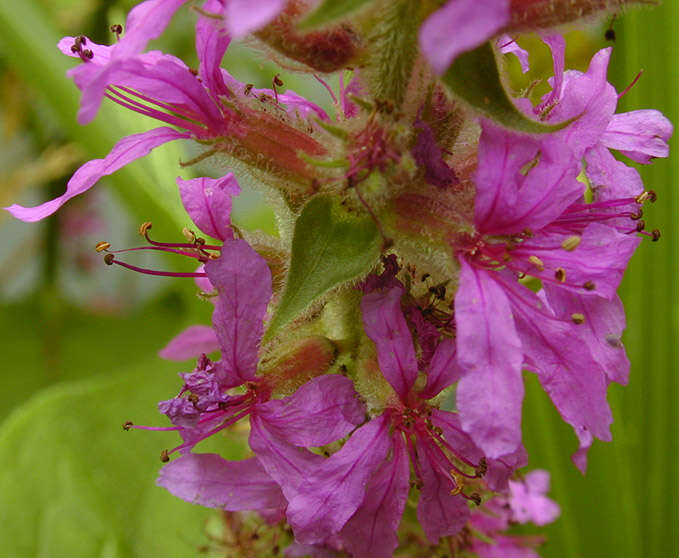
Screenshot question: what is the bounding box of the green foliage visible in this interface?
[0,358,236,558]
[266,195,381,339]
[442,42,570,134]
[299,0,371,29]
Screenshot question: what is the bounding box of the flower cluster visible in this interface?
[7,0,671,556]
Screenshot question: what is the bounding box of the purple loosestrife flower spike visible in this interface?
[287,282,526,556]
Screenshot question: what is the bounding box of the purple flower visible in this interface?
[419,0,510,74]
[5,0,326,222]
[286,284,525,557]
[448,37,671,469]
[152,239,365,510]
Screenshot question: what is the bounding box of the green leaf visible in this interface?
[0,359,244,558]
[442,42,569,134]
[0,0,187,231]
[266,195,381,339]
[300,0,371,29]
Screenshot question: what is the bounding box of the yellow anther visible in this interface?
[95,241,111,252]
[561,235,581,251]
[555,267,567,283]
[571,313,585,325]
[528,255,545,271]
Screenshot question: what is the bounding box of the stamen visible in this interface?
[160,449,170,462]
[243,83,254,96]
[95,241,111,252]
[652,229,661,242]
[103,253,209,278]
[272,74,283,104]
[571,313,585,325]
[110,23,123,41]
[554,267,566,283]
[313,74,338,104]
[122,420,133,431]
[636,190,657,204]
[528,255,545,271]
[583,280,596,291]
[618,69,643,99]
[561,235,581,251]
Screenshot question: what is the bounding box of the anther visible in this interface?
[528,255,545,272]
[104,253,115,265]
[561,235,581,252]
[139,221,153,236]
[652,229,661,242]
[243,83,253,96]
[583,280,596,291]
[273,74,284,87]
[631,208,643,220]
[110,23,123,40]
[571,313,585,325]
[636,190,657,204]
[70,44,80,54]
[606,334,623,348]
[554,267,566,283]
[475,457,488,477]
[160,449,170,463]
[95,241,111,252]
[469,493,482,506]
[188,393,199,405]
[122,420,133,431]
[636,220,646,232]
[82,49,94,60]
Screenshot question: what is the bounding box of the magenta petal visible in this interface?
[497,35,529,74]
[287,415,391,544]
[115,0,188,58]
[601,109,673,163]
[361,286,418,400]
[419,0,509,74]
[158,325,219,361]
[341,433,410,558]
[157,453,286,511]
[543,287,630,385]
[534,34,565,115]
[256,375,365,447]
[500,277,612,472]
[508,470,560,526]
[196,0,232,98]
[248,414,325,502]
[584,143,643,201]
[416,437,469,543]
[419,338,462,400]
[5,127,188,222]
[224,0,286,37]
[177,174,240,241]
[205,239,272,384]
[455,260,524,458]
[474,121,582,235]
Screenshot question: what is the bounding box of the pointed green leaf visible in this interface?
[300,0,371,29]
[266,195,381,339]
[0,360,245,557]
[442,42,569,134]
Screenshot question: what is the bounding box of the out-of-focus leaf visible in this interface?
[266,195,380,339]
[299,0,371,29]
[0,357,244,558]
[0,0,187,231]
[442,42,570,134]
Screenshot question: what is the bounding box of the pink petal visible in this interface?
[361,286,418,400]
[416,437,469,542]
[114,0,188,58]
[499,276,612,472]
[5,127,188,222]
[248,415,325,502]
[255,375,365,447]
[584,142,643,201]
[287,415,391,544]
[601,109,673,163]
[455,259,524,458]
[157,453,286,511]
[224,0,286,38]
[177,174,240,241]
[543,287,630,385]
[341,433,410,558]
[419,338,463,400]
[205,239,272,384]
[508,470,560,526]
[497,34,529,73]
[158,325,219,361]
[534,34,565,114]
[196,0,232,98]
[419,0,510,74]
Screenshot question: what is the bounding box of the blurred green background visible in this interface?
[0,1,676,556]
